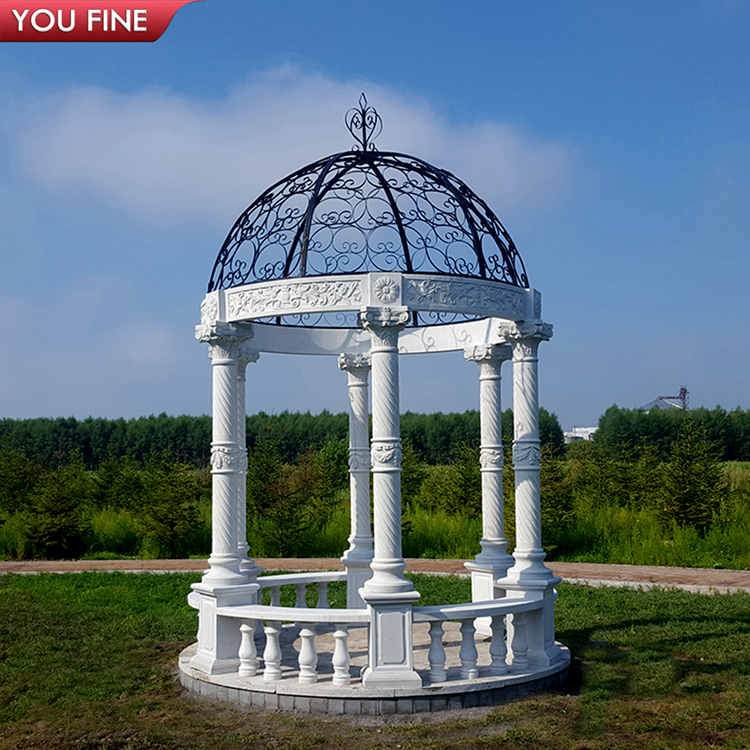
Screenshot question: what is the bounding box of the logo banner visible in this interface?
[0,0,202,42]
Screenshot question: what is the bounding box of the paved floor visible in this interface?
[1,558,749,594]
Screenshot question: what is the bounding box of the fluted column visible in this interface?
[496,321,564,668]
[237,344,263,582]
[197,322,251,588]
[361,308,414,597]
[464,344,514,623]
[190,321,258,677]
[338,353,373,608]
[359,306,420,690]
[465,343,514,571]
[498,321,555,584]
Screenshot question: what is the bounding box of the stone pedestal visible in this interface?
[189,582,259,675]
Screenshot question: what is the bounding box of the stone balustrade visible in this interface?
[187,571,548,691]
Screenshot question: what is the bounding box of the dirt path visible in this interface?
[1,558,749,594]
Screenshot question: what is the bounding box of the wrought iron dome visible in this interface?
[208,96,529,327]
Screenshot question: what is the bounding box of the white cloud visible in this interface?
[14,66,576,228]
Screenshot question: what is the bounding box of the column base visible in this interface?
[201,553,248,587]
[361,589,422,690]
[498,576,565,668]
[341,552,373,609]
[189,582,259,675]
[465,559,514,636]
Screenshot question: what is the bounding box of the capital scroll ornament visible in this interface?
[371,441,402,468]
[360,307,409,349]
[464,343,512,364]
[338,352,372,372]
[496,320,553,344]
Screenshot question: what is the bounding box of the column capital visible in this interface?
[360,307,409,349]
[237,342,260,369]
[464,343,513,364]
[338,352,372,373]
[196,322,255,361]
[497,320,553,345]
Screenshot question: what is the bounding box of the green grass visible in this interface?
[1,572,750,748]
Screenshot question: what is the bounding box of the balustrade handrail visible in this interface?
[216,603,370,624]
[413,596,542,622]
[256,571,347,588]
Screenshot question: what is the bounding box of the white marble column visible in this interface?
[359,307,421,690]
[237,344,264,582]
[338,353,373,609]
[497,320,564,668]
[191,322,258,676]
[464,344,514,610]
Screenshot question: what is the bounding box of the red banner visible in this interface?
[0,0,202,42]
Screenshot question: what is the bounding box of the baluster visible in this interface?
[238,620,258,677]
[427,621,447,683]
[295,583,307,609]
[316,581,330,609]
[489,614,509,675]
[298,625,318,684]
[263,621,282,681]
[511,612,529,671]
[332,625,351,686]
[270,586,281,607]
[459,619,479,679]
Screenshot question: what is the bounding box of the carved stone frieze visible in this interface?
[200,294,219,325]
[371,441,402,468]
[227,279,362,318]
[512,443,541,467]
[211,445,243,471]
[480,448,504,469]
[405,278,526,317]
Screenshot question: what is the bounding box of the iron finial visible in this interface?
[345,93,382,151]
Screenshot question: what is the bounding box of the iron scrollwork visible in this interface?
[207,99,529,329]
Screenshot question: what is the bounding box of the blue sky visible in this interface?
[1,0,748,429]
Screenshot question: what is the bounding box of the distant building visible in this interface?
[638,386,689,412]
[564,426,598,444]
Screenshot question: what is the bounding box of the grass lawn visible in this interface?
[1,572,750,749]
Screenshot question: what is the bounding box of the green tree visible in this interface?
[26,451,92,559]
[660,418,726,532]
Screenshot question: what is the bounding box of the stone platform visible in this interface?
[179,621,570,715]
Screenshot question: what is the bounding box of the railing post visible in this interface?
[298,625,318,684]
[459,619,479,679]
[510,612,529,672]
[316,581,330,609]
[263,621,282,681]
[238,620,258,677]
[489,615,508,675]
[332,625,352,686]
[427,622,447,683]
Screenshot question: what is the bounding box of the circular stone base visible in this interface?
[179,625,570,715]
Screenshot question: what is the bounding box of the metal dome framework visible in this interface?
[208,97,528,328]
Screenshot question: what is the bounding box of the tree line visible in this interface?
[594,405,750,461]
[0,408,565,469]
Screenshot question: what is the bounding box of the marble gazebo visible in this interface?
[180,98,570,714]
